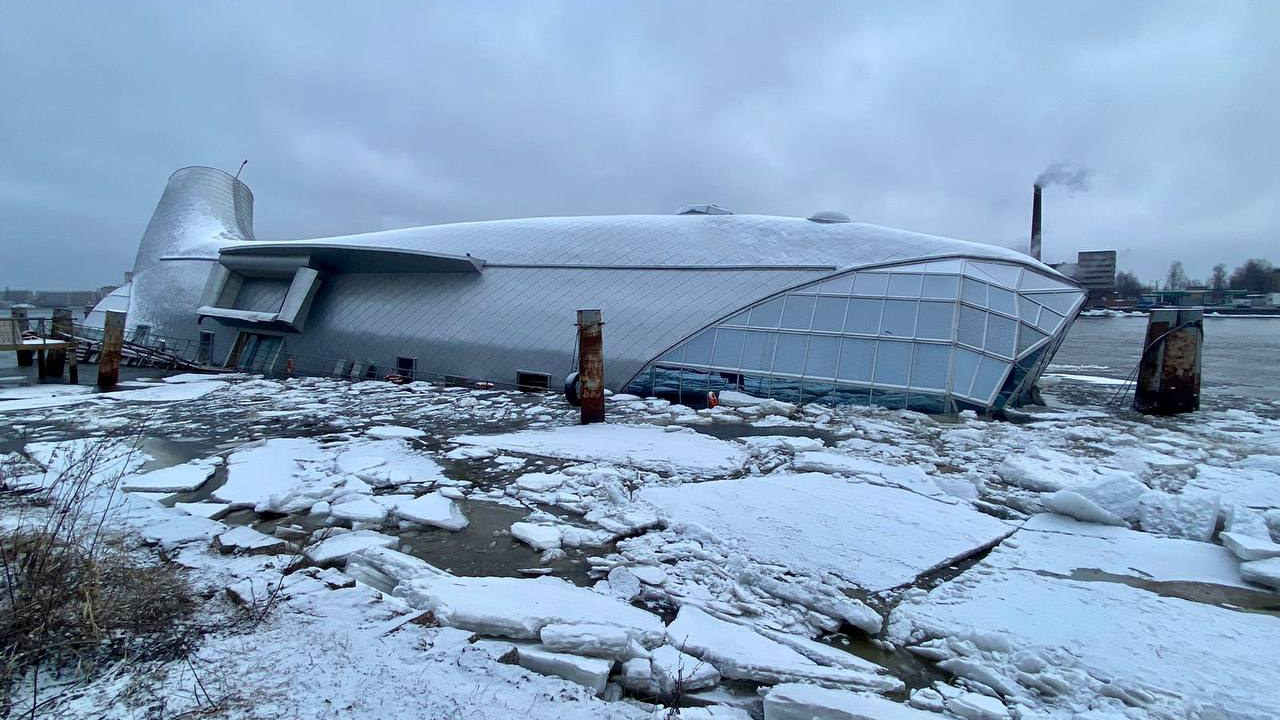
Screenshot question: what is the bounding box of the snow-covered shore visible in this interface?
[2,370,1278,719]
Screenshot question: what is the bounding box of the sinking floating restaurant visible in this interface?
[88,166,1086,413]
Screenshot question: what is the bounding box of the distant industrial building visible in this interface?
[1050,250,1115,306]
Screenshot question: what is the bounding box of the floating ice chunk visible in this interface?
[174,501,229,519]
[393,492,468,531]
[1188,465,1280,512]
[995,448,1096,492]
[888,559,1280,718]
[514,644,613,696]
[1222,532,1280,561]
[943,690,1010,720]
[666,606,902,693]
[1041,474,1147,526]
[511,522,562,550]
[306,530,398,565]
[215,438,331,512]
[604,566,642,601]
[104,380,227,403]
[120,457,221,493]
[1137,490,1220,541]
[629,564,668,586]
[395,574,666,645]
[515,472,567,492]
[25,437,152,488]
[331,496,389,523]
[444,445,496,460]
[1005,514,1252,590]
[335,439,447,488]
[364,425,425,440]
[453,424,748,475]
[648,644,720,694]
[214,525,287,555]
[1223,504,1273,539]
[763,683,943,719]
[642,474,1012,592]
[540,623,643,660]
[792,451,886,477]
[141,514,225,551]
[677,706,753,720]
[1239,557,1280,590]
[757,628,892,676]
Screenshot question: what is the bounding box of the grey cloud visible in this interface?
[1,1,1276,289]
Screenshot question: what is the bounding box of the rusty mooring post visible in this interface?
[98,310,125,389]
[1134,308,1203,415]
[576,309,605,424]
[12,306,33,367]
[45,308,72,378]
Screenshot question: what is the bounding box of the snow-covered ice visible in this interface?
[454,424,749,475]
[120,456,221,493]
[641,473,1012,592]
[763,683,943,719]
[306,530,399,564]
[392,491,469,530]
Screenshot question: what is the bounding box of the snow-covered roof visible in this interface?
[226,213,1046,274]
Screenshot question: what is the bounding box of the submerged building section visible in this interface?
[94,166,1085,413]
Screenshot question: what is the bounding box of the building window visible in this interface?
[396,356,417,380]
[516,370,551,393]
[197,331,215,365]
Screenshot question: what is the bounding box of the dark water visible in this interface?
[1053,316,1280,401]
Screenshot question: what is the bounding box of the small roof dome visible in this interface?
[674,204,733,216]
[808,210,851,224]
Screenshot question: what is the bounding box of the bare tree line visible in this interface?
[1115,258,1277,298]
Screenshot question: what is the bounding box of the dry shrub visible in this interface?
[0,421,201,715]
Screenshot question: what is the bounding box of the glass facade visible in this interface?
[624,257,1084,413]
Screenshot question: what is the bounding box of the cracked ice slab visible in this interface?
[764,683,944,720]
[394,574,665,646]
[640,473,1013,592]
[997,514,1255,591]
[453,424,748,475]
[120,457,221,493]
[888,564,1280,719]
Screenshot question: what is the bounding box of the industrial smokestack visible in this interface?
[1030,184,1043,261]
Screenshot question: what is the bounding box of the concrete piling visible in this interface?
[576,309,605,424]
[1134,307,1203,415]
[98,310,125,389]
[12,306,33,367]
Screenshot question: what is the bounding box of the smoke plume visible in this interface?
[1035,162,1093,194]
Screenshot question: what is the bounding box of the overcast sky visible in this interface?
[2,1,1276,290]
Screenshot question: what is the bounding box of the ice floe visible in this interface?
[119,456,221,493]
[454,424,748,475]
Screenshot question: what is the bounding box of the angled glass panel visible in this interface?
[921,274,958,299]
[881,300,917,338]
[844,298,882,335]
[780,295,816,330]
[887,274,924,298]
[963,261,1003,286]
[987,286,1017,317]
[873,340,912,386]
[971,355,1011,403]
[1030,291,1082,315]
[961,277,988,308]
[711,328,746,368]
[811,296,847,332]
[804,335,840,380]
[972,262,1022,289]
[879,261,930,273]
[722,309,750,327]
[748,297,784,328]
[683,330,715,365]
[1016,324,1050,357]
[790,281,819,295]
[916,301,954,340]
[852,272,889,297]
[984,313,1017,358]
[772,333,808,375]
[924,259,964,274]
[958,305,986,348]
[658,344,685,364]
[1017,295,1041,325]
[953,348,982,396]
[1035,307,1065,334]
[819,274,856,296]
[910,342,950,390]
[1019,270,1072,291]
[837,338,875,383]
[740,332,777,372]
